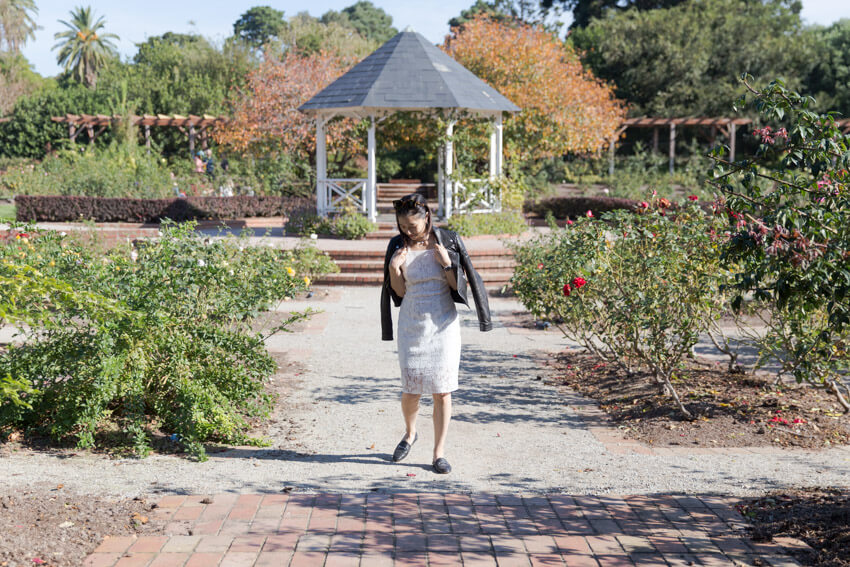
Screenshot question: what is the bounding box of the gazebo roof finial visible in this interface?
[403,25,415,32]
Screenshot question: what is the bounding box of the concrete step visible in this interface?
[317,271,514,286]
[335,258,517,273]
[324,248,513,260]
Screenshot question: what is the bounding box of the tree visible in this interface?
[0,0,39,53]
[285,12,378,58]
[233,6,287,49]
[542,0,687,29]
[52,6,119,87]
[0,52,47,115]
[444,15,624,161]
[212,50,363,170]
[321,1,397,44]
[450,0,561,31]
[569,0,816,116]
[805,20,850,118]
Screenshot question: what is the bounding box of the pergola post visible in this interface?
[653,127,659,153]
[608,138,616,176]
[729,122,737,162]
[316,115,327,216]
[188,125,195,157]
[144,125,151,152]
[444,119,455,219]
[367,115,377,222]
[668,123,676,174]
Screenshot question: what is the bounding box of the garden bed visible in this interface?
[738,487,850,566]
[544,351,850,449]
[0,485,165,567]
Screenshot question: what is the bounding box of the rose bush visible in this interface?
[511,198,729,417]
[0,223,336,459]
[708,76,850,412]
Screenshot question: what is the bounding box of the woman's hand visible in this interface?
[390,246,408,273]
[434,243,451,269]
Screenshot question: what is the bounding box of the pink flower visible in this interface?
[537,263,544,270]
[639,201,649,208]
[586,210,593,218]
[776,127,788,140]
[566,219,573,225]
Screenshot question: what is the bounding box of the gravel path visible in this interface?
[2,287,849,499]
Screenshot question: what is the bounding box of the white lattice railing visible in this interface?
[452,178,501,214]
[319,178,367,215]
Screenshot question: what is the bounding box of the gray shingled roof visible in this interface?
[298,29,520,115]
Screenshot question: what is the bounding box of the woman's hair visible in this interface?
[393,192,432,245]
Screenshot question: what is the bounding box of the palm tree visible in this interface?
[0,0,40,53]
[52,6,119,87]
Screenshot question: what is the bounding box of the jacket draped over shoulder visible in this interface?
[381,227,492,341]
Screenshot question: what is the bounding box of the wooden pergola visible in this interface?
[607,117,754,174]
[50,114,227,156]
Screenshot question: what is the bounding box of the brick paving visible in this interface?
[83,492,805,566]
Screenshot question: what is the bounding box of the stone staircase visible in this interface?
[315,181,516,289]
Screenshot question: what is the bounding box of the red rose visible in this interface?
[562,283,571,296]
[639,201,649,208]
[586,210,593,218]
[566,220,573,225]
[572,276,586,289]
[688,195,698,201]
[537,263,544,269]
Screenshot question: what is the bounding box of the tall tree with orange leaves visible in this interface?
[443,15,625,162]
[213,50,363,173]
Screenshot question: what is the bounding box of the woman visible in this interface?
[380,193,492,474]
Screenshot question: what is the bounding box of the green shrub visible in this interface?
[447,211,527,236]
[286,206,377,240]
[0,223,336,459]
[510,198,727,417]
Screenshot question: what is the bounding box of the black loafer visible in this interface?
[392,433,417,462]
[432,457,452,474]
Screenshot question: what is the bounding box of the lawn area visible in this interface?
[0,203,15,221]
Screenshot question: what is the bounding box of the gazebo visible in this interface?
[298,27,520,221]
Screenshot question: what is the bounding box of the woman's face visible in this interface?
[398,212,428,241]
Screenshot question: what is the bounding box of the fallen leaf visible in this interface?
[369,443,375,450]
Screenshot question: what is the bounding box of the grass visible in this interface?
[0,203,15,222]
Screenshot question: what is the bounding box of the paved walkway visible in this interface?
[83,492,807,567]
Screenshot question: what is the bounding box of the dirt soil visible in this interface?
[544,351,850,448]
[0,485,166,567]
[738,487,850,566]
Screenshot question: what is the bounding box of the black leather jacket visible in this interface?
[381,227,492,341]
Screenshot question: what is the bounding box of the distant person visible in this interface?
[220,154,229,173]
[193,151,205,174]
[205,149,215,180]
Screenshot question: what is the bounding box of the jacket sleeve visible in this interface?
[457,234,493,332]
[381,238,402,341]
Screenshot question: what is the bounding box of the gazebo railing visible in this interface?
[319,178,368,215]
[452,178,501,214]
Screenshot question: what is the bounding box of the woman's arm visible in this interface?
[434,243,458,290]
[389,247,407,297]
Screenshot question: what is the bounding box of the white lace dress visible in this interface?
[398,249,461,394]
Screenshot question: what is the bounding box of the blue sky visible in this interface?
[20,0,850,77]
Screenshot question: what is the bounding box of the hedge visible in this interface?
[15,195,315,223]
[524,196,639,219]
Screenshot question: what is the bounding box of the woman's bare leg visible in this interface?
[401,393,420,443]
[432,392,452,460]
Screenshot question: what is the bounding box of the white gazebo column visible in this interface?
[489,112,503,178]
[437,150,445,218]
[444,119,455,219]
[315,115,327,216]
[367,115,377,222]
